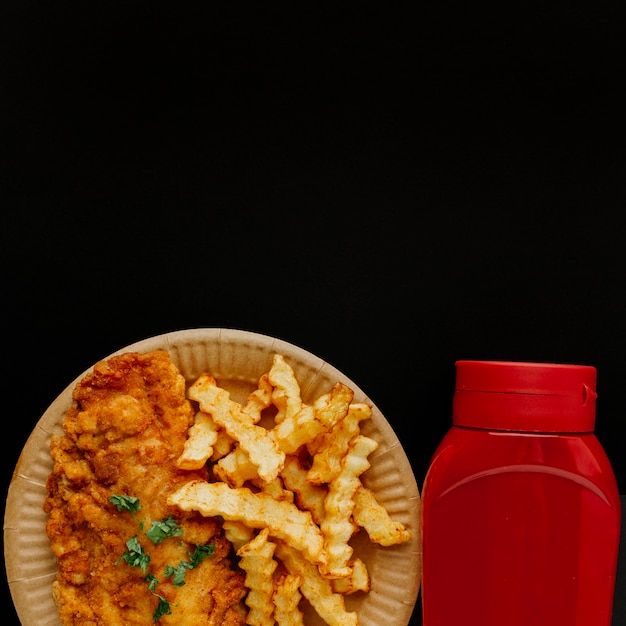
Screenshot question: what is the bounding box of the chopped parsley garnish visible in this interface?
[109,494,144,530]
[145,573,159,593]
[189,543,215,568]
[146,515,184,545]
[163,543,215,587]
[164,561,192,587]
[109,494,141,513]
[111,496,215,621]
[115,536,151,574]
[152,596,172,622]
[145,574,172,622]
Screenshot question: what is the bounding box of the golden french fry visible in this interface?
[312,383,354,433]
[250,476,294,503]
[237,528,277,626]
[167,480,325,566]
[280,454,327,526]
[267,354,303,424]
[176,410,219,470]
[243,372,273,423]
[209,427,235,461]
[189,375,285,483]
[214,446,259,487]
[274,541,358,626]
[353,485,412,546]
[307,402,372,484]
[271,405,318,455]
[273,572,305,626]
[331,558,370,595]
[272,382,354,456]
[222,520,256,553]
[321,435,378,578]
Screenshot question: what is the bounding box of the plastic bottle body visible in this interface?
[421,425,621,626]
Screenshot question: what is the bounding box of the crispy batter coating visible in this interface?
[43,350,247,626]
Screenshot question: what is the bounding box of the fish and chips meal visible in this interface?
[44,349,412,625]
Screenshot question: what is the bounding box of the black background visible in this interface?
[2,3,625,625]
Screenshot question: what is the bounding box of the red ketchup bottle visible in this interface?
[421,360,621,626]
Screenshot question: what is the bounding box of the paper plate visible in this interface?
[4,328,421,625]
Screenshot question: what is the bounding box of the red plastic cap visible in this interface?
[453,360,597,432]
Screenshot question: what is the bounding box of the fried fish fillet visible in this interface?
[43,350,247,626]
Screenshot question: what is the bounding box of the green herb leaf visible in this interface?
[115,536,151,574]
[164,561,192,587]
[152,595,172,622]
[144,573,159,593]
[109,494,144,530]
[109,494,141,514]
[188,543,215,568]
[144,574,173,621]
[146,515,184,545]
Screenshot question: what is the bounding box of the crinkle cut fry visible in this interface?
[273,572,305,626]
[176,410,219,470]
[222,520,255,553]
[267,354,303,424]
[274,541,358,626]
[331,558,370,595]
[214,446,258,487]
[188,375,285,483]
[242,373,273,423]
[280,454,327,526]
[353,485,412,546]
[272,382,353,455]
[321,434,378,578]
[307,402,372,484]
[167,480,325,566]
[237,528,277,626]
